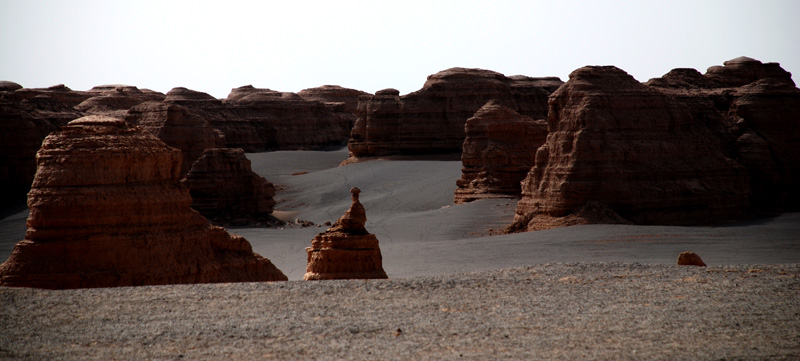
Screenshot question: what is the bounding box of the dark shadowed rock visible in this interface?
[125,101,224,175]
[0,81,22,92]
[182,148,277,224]
[455,100,548,203]
[677,251,707,267]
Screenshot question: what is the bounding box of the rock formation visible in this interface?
[677,251,707,267]
[159,86,353,151]
[454,100,548,203]
[0,81,22,92]
[0,115,287,289]
[510,65,751,232]
[648,57,800,211]
[125,101,224,175]
[348,68,562,160]
[75,85,165,117]
[304,188,388,280]
[0,92,84,207]
[182,148,277,224]
[297,85,370,126]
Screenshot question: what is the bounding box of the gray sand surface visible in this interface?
[1,147,799,359]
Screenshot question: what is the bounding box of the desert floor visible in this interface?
[1,147,798,359]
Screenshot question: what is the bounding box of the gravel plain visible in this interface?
[2,262,798,360]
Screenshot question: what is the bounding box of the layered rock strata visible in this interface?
[182,148,276,224]
[304,188,388,280]
[511,66,751,231]
[75,85,165,117]
[454,100,548,203]
[0,115,287,289]
[125,101,224,175]
[349,68,562,159]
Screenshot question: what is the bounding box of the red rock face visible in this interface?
[511,66,751,231]
[348,68,561,159]
[125,101,224,175]
[304,188,388,280]
[0,116,287,289]
[454,100,548,204]
[182,148,276,224]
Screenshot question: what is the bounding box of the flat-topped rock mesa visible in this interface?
[648,57,800,210]
[510,65,750,232]
[75,85,165,117]
[125,101,224,175]
[0,115,287,289]
[348,68,562,159]
[454,100,548,204]
[160,86,353,151]
[1,84,92,106]
[304,188,388,280]
[225,85,352,150]
[182,148,276,224]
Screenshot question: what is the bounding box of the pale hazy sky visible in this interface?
[2,0,798,98]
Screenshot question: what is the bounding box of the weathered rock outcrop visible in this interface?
[454,100,548,203]
[0,93,84,207]
[75,85,165,117]
[304,188,388,280]
[648,57,800,210]
[182,148,276,224]
[2,84,92,106]
[125,101,224,175]
[511,66,751,231]
[0,115,287,289]
[298,85,370,125]
[0,81,22,92]
[348,68,562,159]
[159,86,353,151]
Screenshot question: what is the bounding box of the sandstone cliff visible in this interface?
[182,148,277,224]
[348,68,562,159]
[0,116,287,289]
[511,66,751,231]
[454,100,548,203]
[304,188,388,280]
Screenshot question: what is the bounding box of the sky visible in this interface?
[1,0,798,98]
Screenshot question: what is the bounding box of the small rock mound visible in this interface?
[304,188,388,280]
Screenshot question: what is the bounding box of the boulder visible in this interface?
[304,188,388,280]
[0,81,22,92]
[182,148,276,224]
[0,115,287,289]
[511,66,750,231]
[125,101,224,175]
[454,100,548,203]
[348,68,561,159]
[677,251,707,267]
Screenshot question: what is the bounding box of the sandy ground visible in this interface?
[1,147,799,359]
